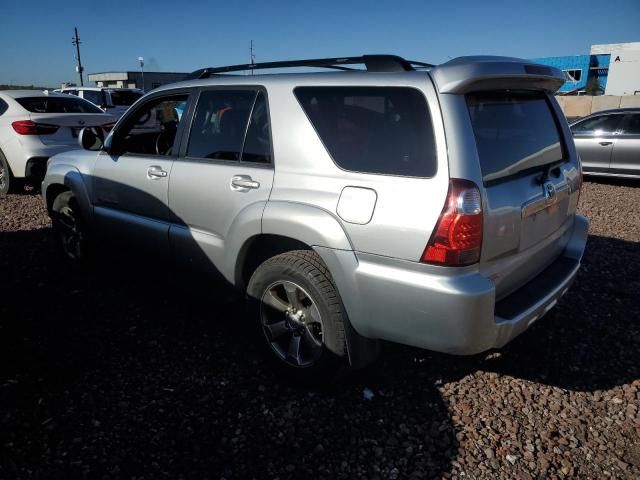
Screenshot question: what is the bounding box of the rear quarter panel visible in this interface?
[265,73,449,262]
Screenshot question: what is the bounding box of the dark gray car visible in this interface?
[571,108,640,178]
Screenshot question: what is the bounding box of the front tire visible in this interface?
[247,250,348,382]
[51,191,92,265]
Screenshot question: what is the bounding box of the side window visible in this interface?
[0,98,8,116]
[186,90,256,160]
[242,92,272,163]
[294,86,437,177]
[571,115,623,135]
[621,114,640,135]
[83,90,105,107]
[115,94,189,156]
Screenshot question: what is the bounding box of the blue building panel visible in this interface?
[530,54,610,93]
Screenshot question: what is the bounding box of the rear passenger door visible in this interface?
[168,88,274,275]
[610,113,640,177]
[571,114,624,173]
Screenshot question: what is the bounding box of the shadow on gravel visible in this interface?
[0,226,457,479]
[380,233,640,393]
[2,219,638,477]
[480,233,640,392]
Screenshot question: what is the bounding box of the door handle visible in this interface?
[231,175,260,191]
[598,141,613,146]
[147,165,168,179]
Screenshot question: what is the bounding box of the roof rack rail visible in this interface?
[185,55,433,80]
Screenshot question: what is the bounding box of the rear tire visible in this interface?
[247,250,348,383]
[0,151,23,194]
[51,191,93,265]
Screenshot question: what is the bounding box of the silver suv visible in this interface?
[42,55,588,380]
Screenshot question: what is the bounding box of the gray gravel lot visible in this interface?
[0,180,639,479]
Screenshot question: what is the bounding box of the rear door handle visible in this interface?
[231,175,260,191]
[599,141,613,146]
[147,165,168,179]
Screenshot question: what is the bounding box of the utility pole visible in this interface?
[72,27,84,86]
[249,40,255,75]
[138,57,145,91]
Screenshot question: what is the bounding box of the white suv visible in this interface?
[56,87,143,119]
[0,90,116,193]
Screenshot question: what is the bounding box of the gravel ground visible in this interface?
[1,180,639,479]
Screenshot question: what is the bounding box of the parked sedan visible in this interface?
[0,90,116,194]
[571,108,640,179]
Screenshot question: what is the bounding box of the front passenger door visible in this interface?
[93,91,191,253]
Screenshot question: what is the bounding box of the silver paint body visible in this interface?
[43,56,588,356]
[571,109,640,179]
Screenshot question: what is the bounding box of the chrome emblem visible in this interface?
[544,181,556,203]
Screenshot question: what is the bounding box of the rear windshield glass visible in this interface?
[16,96,103,114]
[110,91,143,106]
[295,86,437,177]
[467,91,564,183]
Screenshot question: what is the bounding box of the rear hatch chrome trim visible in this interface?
[521,182,570,218]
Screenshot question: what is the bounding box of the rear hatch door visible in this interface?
[30,113,115,146]
[466,90,581,299]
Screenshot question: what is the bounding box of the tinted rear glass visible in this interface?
[16,96,103,114]
[83,90,106,106]
[467,91,564,183]
[110,91,143,106]
[295,87,437,177]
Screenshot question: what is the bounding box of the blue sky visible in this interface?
[2,0,639,87]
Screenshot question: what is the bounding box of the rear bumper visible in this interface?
[320,214,589,355]
[14,139,80,178]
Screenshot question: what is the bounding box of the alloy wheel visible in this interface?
[56,205,84,260]
[260,280,324,367]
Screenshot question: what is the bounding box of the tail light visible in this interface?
[421,179,483,266]
[102,122,115,133]
[12,120,59,135]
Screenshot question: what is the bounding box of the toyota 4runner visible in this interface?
[42,55,588,380]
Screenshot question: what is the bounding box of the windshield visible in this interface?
[467,91,564,183]
[16,96,103,114]
[110,90,143,106]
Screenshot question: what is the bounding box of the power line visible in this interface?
[249,40,255,75]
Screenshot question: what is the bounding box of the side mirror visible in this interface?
[103,131,113,153]
[78,127,104,151]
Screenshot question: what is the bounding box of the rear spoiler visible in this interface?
[429,56,565,94]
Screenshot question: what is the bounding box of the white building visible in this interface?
[590,42,640,96]
[87,71,187,92]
